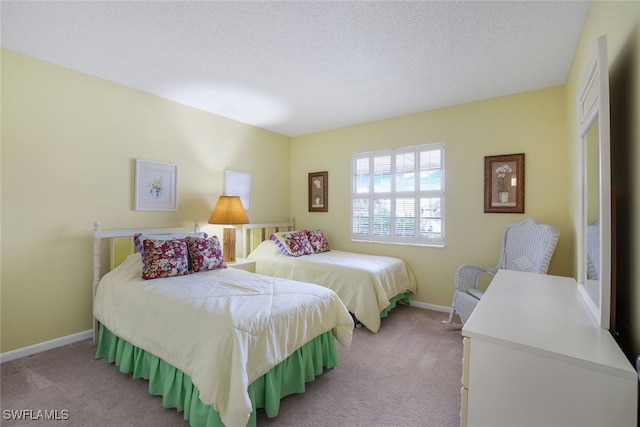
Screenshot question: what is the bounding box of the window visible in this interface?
[351,143,444,247]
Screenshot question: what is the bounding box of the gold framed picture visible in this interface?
[308,171,328,212]
[484,153,524,213]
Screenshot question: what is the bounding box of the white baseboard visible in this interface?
[408,300,451,313]
[0,329,93,364]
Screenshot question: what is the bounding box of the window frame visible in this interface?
[350,142,445,247]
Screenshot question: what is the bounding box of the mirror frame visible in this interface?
[577,35,611,330]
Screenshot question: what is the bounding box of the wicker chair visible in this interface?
[445,218,559,325]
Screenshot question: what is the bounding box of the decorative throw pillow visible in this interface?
[509,255,535,272]
[134,232,207,258]
[141,238,190,280]
[270,230,314,257]
[185,236,227,272]
[304,229,330,253]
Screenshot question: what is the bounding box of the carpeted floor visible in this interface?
[1,306,463,426]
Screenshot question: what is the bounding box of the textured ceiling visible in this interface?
[1,1,591,137]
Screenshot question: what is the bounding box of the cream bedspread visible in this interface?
[93,254,353,427]
[247,240,417,333]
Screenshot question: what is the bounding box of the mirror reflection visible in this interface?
[577,35,611,330]
[586,122,600,284]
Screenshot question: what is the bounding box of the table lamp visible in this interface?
[208,195,249,262]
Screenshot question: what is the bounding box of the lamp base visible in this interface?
[223,227,236,263]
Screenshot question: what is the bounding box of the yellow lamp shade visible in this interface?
[208,196,249,225]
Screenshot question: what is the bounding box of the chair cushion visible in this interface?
[467,288,485,300]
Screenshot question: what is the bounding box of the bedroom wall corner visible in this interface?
[289,86,572,310]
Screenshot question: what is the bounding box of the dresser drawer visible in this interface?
[460,386,468,427]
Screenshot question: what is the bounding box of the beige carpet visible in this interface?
[1,306,463,426]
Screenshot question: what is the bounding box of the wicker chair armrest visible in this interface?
[455,265,498,292]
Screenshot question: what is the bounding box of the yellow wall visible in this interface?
[3,1,639,360]
[291,86,572,308]
[565,1,640,361]
[0,49,291,352]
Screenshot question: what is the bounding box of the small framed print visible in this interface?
[224,170,252,211]
[308,171,328,212]
[484,153,525,213]
[135,159,178,211]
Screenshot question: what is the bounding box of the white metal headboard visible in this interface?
[91,220,200,342]
[241,219,295,258]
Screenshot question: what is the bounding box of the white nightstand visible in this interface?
[226,258,256,272]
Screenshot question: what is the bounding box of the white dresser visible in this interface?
[461,269,637,427]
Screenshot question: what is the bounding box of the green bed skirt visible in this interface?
[380,291,411,318]
[95,324,339,427]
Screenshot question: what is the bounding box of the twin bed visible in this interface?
[92,222,353,427]
[92,220,416,426]
[242,221,418,333]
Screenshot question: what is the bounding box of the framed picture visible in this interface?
[484,153,525,213]
[224,170,252,210]
[308,171,328,212]
[135,159,178,211]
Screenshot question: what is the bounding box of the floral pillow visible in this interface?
[304,229,330,253]
[141,238,190,280]
[134,232,207,259]
[270,230,314,257]
[185,236,227,272]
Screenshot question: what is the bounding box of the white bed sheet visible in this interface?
[93,254,353,427]
[247,240,417,333]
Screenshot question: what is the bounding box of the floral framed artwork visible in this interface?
[484,153,525,213]
[135,159,178,211]
[308,171,328,212]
